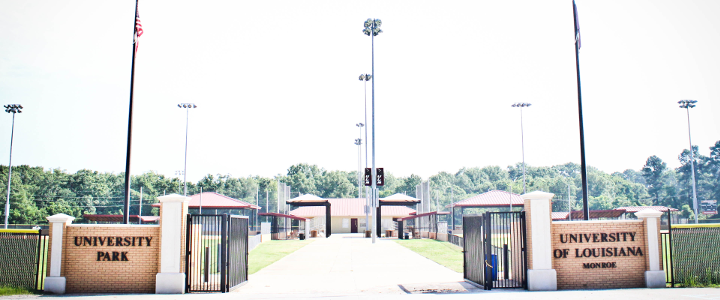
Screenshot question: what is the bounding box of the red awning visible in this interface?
[397,211,450,221]
[259,212,307,221]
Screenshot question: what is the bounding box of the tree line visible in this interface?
[1,140,718,225]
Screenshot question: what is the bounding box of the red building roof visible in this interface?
[615,206,678,213]
[290,198,416,217]
[83,214,159,223]
[151,192,260,209]
[552,209,626,221]
[446,190,524,208]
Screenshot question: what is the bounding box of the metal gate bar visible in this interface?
[227,216,248,291]
[463,212,526,290]
[186,214,248,293]
[484,212,526,289]
[186,215,224,292]
[463,215,485,286]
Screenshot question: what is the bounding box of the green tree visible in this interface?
[642,155,667,205]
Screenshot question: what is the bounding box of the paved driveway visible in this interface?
[234,233,480,296]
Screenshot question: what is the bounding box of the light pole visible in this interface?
[512,103,531,194]
[354,136,363,198]
[178,103,197,196]
[359,74,371,233]
[3,104,22,229]
[363,18,382,243]
[678,99,699,224]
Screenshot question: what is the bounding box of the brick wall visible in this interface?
[551,220,648,289]
[61,225,160,293]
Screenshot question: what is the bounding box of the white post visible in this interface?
[155,193,190,294]
[635,209,665,288]
[44,213,75,294]
[139,186,143,223]
[522,191,557,291]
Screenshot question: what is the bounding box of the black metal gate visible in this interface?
[463,212,527,290]
[186,214,248,293]
[0,229,49,291]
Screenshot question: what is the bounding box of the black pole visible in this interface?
[573,1,589,220]
[376,205,382,237]
[325,203,331,238]
[123,0,139,225]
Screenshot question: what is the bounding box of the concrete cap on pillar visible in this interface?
[521,191,555,201]
[46,213,75,224]
[157,194,190,203]
[634,209,663,219]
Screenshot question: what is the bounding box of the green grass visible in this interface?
[248,240,315,275]
[395,239,463,273]
[0,286,37,296]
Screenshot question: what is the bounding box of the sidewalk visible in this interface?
[233,233,480,296]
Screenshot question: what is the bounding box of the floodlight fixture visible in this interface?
[4,104,22,114]
[678,99,697,109]
[512,103,531,108]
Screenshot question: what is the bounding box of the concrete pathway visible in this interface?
[233,233,480,296]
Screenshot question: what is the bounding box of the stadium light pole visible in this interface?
[354,135,363,199]
[3,104,22,229]
[178,103,197,196]
[358,75,371,234]
[678,99,699,224]
[363,18,382,243]
[512,103,531,194]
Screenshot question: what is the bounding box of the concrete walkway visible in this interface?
[234,233,480,296]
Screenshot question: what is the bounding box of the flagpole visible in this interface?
[573,0,590,221]
[123,0,139,225]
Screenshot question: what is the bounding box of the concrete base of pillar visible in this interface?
[527,269,557,291]
[645,271,666,288]
[44,277,66,294]
[155,273,186,294]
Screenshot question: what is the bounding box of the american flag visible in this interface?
[134,1,143,52]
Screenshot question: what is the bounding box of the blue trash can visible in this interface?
[490,254,498,281]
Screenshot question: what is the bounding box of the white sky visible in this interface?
[1,0,719,183]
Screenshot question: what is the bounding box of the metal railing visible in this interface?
[448,234,464,248]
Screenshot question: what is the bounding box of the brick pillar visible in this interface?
[44,213,75,294]
[635,209,665,288]
[155,194,189,294]
[522,191,557,291]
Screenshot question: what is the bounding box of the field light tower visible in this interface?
[678,99,699,224]
[363,18,382,243]
[178,103,197,196]
[512,102,531,194]
[4,104,22,229]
